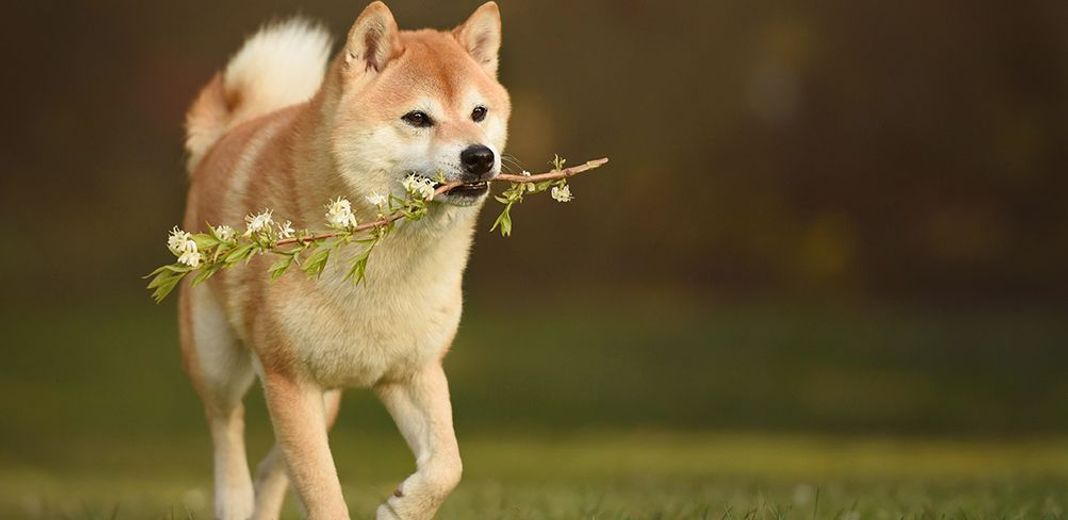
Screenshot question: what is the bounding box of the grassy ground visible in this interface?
[2,432,1068,519]
[1,297,1066,518]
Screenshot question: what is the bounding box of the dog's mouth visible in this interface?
[419,176,490,206]
[444,181,489,197]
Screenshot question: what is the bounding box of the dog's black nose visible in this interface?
[460,145,495,177]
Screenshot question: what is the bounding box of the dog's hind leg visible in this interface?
[251,389,342,520]
[374,363,462,520]
[180,285,256,520]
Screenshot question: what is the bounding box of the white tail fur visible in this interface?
[185,19,332,172]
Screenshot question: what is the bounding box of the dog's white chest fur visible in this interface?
[271,216,471,387]
[281,272,462,387]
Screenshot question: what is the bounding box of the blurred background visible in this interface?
[1,0,1067,517]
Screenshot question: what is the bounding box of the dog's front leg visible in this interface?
[261,371,349,520]
[374,363,462,520]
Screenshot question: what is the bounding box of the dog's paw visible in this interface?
[375,502,403,520]
[215,483,255,520]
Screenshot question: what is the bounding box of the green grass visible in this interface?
[1,297,1067,518]
[2,432,1068,519]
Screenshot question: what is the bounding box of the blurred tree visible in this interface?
[0,0,1065,305]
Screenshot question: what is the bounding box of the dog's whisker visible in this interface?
[501,154,526,173]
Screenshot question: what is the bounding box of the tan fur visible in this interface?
[178,3,509,519]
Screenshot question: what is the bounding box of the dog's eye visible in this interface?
[471,106,488,123]
[402,111,433,128]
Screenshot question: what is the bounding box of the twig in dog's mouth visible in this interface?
[146,156,609,302]
[271,156,609,243]
[431,157,609,198]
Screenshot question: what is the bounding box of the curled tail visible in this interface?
[185,19,332,172]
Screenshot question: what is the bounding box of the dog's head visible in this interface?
[328,1,511,208]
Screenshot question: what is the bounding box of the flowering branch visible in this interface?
[145,155,608,302]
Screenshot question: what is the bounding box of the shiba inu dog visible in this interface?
[178,3,509,519]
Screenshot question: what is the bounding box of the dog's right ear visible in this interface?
[343,2,402,77]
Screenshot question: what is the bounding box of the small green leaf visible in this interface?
[143,263,191,279]
[146,271,171,290]
[301,248,331,279]
[192,233,220,250]
[268,255,295,281]
[191,266,219,286]
[344,236,380,285]
[346,256,369,285]
[491,205,513,237]
[224,243,257,264]
[500,211,512,237]
[149,270,188,303]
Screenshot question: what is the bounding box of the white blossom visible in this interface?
[167,226,192,256]
[366,192,388,207]
[276,220,295,239]
[402,174,436,200]
[174,237,201,267]
[520,171,535,191]
[244,209,274,236]
[213,224,236,241]
[325,197,358,230]
[177,250,203,268]
[550,184,573,202]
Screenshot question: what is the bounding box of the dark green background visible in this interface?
[1,0,1066,446]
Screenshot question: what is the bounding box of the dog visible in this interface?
[177,3,509,518]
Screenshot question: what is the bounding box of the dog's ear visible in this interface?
[453,2,502,77]
[343,1,402,76]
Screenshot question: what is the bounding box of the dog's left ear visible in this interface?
[453,2,502,77]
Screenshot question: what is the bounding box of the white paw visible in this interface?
[215,484,255,520]
[375,502,403,520]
